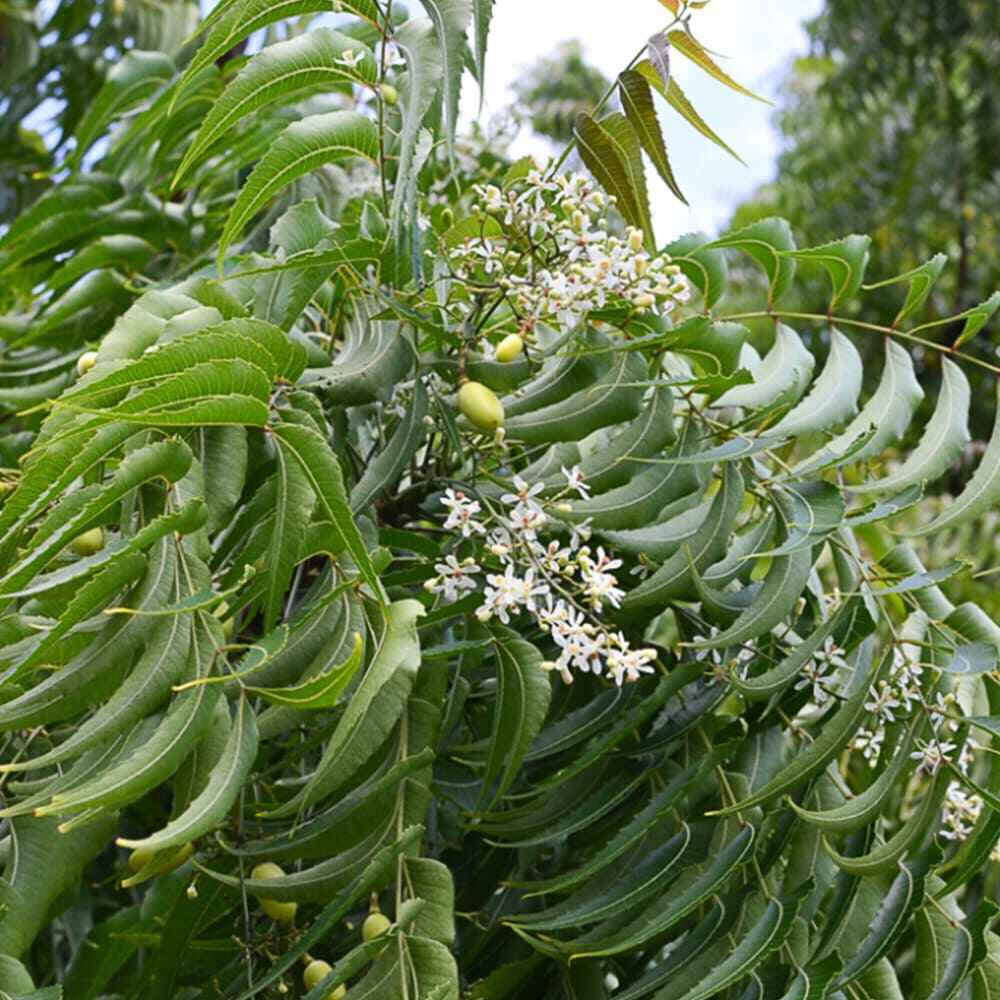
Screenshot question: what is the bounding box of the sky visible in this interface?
[463,0,824,239]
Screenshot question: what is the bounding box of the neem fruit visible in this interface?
[457,381,505,432]
[303,959,346,997]
[361,912,392,942]
[251,862,298,924]
[70,527,105,557]
[76,351,98,375]
[495,334,524,363]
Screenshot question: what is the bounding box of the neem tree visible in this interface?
[2,1,1000,997]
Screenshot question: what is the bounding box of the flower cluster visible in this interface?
[447,167,691,330]
[425,470,656,686]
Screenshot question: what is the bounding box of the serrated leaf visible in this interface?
[479,628,551,807]
[219,111,378,267]
[711,322,814,410]
[911,378,1000,536]
[417,0,471,161]
[715,638,878,814]
[174,29,376,187]
[619,69,687,204]
[667,29,769,103]
[763,327,863,439]
[245,632,364,708]
[637,61,745,165]
[864,252,948,325]
[70,51,175,169]
[951,290,1000,348]
[794,338,923,474]
[117,695,258,853]
[272,422,384,603]
[707,217,797,303]
[575,111,654,245]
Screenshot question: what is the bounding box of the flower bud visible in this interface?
[633,293,656,310]
[628,228,645,252]
[494,334,524,363]
[76,351,98,376]
[457,381,505,432]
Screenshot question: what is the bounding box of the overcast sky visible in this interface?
[464,0,824,239]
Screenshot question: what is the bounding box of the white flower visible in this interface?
[865,681,902,724]
[912,739,958,776]
[427,555,480,602]
[335,48,364,69]
[562,464,590,498]
[852,727,885,766]
[500,475,546,513]
[929,692,960,734]
[441,489,487,537]
[505,504,547,540]
[795,657,833,707]
[941,780,983,841]
[606,638,656,686]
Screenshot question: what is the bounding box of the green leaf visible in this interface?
[417,0,472,160]
[350,379,429,513]
[787,234,871,310]
[219,111,379,267]
[390,17,443,242]
[69,51,175,169]
[619,69,687,204]
[950,290,1000,348]
[664,232,728,308]
[707,217,797,303]
[763,327,863,439]
[673,887,806,1000]
[864,252,948,325]
[834,847,938,988]
[267,599,424,815]
[479,628,551,807]
[575,111,655,245]
[715,638,878,814]
[911,378,1000,536]
[272,422,385,603]
[667,28,770,102]
[794,338,923,474]
[637,61,745,165]
[174,29,376,187]
[246,632,364,708]
[711,322,814,410]
[689,543,814,650]
[855,356,970,494]
[472,0,495,91]
[117,695,258,853]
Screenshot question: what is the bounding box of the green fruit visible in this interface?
[495,334,524,363]
[457,381,505,432]
[304,959,333,991]
[362,911,392,942]
[379,83,399,106]
[251,862,298,924]
[76,350,98,376]
[70,527,105,557]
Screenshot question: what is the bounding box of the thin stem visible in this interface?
[377,0,394,214]
[721,309,1000,377]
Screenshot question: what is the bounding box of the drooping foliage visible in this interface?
[2,3,1000,999]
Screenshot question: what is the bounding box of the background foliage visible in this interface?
[2,2,1000,999]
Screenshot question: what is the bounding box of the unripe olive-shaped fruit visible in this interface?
[495,334,524,363]
[76,351,98,376]
[457,381,504,432]
[252,862,298,924]
[379,83,399,106]
[362,912,392,942]
[304,959,332,990]
[71,527,105,557]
